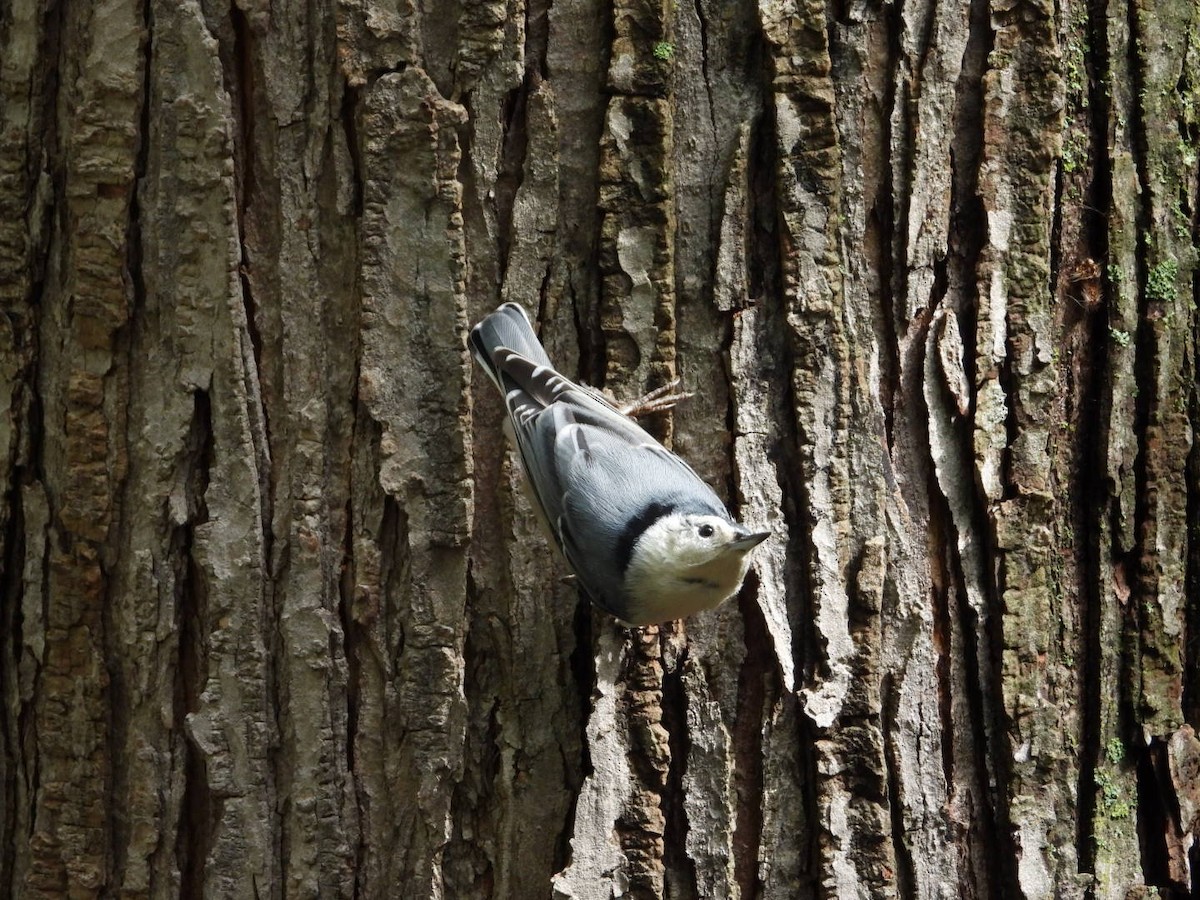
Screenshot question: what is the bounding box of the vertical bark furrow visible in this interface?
[1125,0,1197,739]
[5,486,48,896]
[662,10,786,897]
[499,83,559,312]
[139,3,279,895]
[758,692,811,897]
[1122,0,1200,891]
[111,8,217,897]
[935,0,1008,889]
[239,0,364,891]
[658,636,698,899]
[454,0,510,98]
[0,0,54,891]
[597,94,678,403]
[355,67,472,899]
[1188,30,1200,750]
[1055,0,1118,885]
[838,0,971,888]
[599,0,678,406]
[21,0,146,893]
[730,309,794,687]
[462,13,591,885]
[676,652,738,899]
[174,394,215,900]
[973,0,1090,891]
[672,0,756,508]
[454,4,585,894]
[453,2,603,896]
[1089,0,1149,892]
[458,0,524,290]
[671,8,774,888]
[733,85,817,897]
[1190,385,1200,734]
[728,597,770,900]
[760,0,905,892]
[541,0,608,382]
[617,629,671,899]
[551,629,635,899]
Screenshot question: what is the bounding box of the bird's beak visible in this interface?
[729,528,770,551]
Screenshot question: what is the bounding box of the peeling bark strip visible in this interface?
[1,0,1198,897]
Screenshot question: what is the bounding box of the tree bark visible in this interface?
[0,0,1196,897]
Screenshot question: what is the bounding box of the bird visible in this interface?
[469,302,769,626]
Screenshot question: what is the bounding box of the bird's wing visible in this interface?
[469,303,553,393]
[490,349,723,616]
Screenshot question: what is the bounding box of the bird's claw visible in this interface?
[618,378,693,418]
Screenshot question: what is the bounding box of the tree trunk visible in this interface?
[0,0,1197,897]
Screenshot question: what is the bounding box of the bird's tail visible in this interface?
[469,303,554,393]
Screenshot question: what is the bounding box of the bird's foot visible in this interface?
[617,378,693,418]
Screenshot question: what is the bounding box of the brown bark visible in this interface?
[0,0,1197,897]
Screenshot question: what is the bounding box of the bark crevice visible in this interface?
[176,389,215,900]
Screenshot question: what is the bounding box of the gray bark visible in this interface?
[0,0,1197,897]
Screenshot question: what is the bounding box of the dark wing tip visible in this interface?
[497,301,532,320]
[468,320,487,354]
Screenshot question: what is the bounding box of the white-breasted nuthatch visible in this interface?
[470,302,769,626]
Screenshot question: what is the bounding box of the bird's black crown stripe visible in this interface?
[614,500,676,575]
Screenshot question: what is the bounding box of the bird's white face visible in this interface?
[660,513,746,568]
[621,511,770,624]
[632,512,767,575]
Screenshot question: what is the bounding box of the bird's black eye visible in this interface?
[698,523,714,538]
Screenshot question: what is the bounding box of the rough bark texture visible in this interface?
[0,0,1197,897]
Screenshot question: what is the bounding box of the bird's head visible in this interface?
[633,511,772,573]
[643,512,769,568]
[619,509,769,624]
